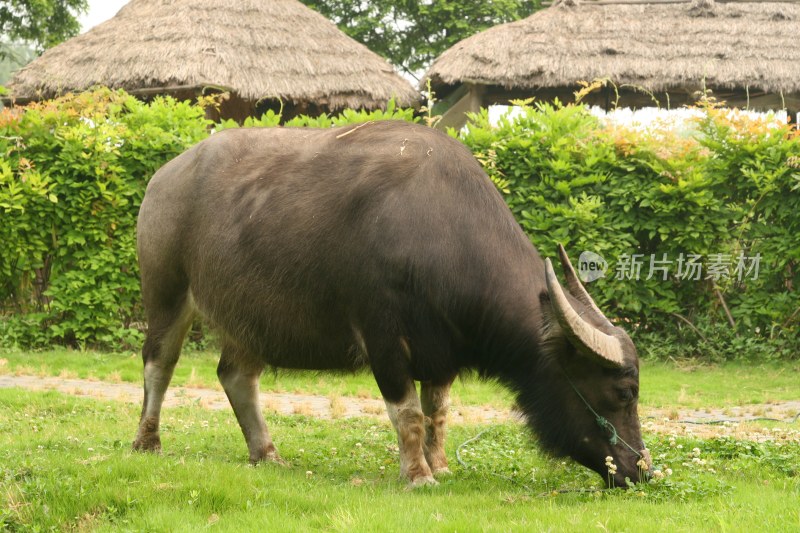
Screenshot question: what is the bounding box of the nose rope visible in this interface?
[565,375,643,459]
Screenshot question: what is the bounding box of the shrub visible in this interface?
[1,90,797,359]
[0,89,212,347]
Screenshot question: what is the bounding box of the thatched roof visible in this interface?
[424,0,800,109]
[8,0,419,110]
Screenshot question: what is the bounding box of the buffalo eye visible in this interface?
[615,387,637,403]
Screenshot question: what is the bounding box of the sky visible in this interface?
[79,0,130,33]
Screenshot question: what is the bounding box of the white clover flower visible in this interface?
[305,471,313,478]
[665,468,673,476]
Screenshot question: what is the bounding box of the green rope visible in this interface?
[565,375,643,458]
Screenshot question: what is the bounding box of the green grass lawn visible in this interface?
[1,348,799,410]
[1,389,798,531]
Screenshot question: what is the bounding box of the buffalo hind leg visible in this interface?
[217,343,282,464]
[133,295,194,452]
[421,379,453,475]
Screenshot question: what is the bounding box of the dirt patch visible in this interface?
[1,374,798,441]
[0,374,508,424]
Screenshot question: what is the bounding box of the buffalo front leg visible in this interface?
[217,345,282,464]
[382,381,436,487]
[133,299,194,452]
[369,333,434,486]
[421,380,453,476]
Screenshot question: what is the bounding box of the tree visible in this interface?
[0,42,35,84]
[300,0,540,78]
[1,0,88,59]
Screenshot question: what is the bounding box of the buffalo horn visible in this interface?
[556,243,613,328]
[545,258,625,367]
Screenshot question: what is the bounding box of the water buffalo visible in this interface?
[133,121,650,487]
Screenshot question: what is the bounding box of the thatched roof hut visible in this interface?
[423,0,800,128]
[7,0,419,120]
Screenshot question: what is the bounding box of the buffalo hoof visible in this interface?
[249,446,287,466]
[408,475,438,489]
[133,416,161,452]
[433,467,452,476]
[132,434,161,453]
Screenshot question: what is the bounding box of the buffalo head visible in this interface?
[525,245,650,487]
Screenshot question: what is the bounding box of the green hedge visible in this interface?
[1,89,798,359]
[0,90,211,346]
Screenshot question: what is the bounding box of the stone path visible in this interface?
[1,374,798,441]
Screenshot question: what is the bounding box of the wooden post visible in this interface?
[434,83,486,131]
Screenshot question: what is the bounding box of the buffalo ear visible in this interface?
[544,257,625,367]
[538,291,565,345]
